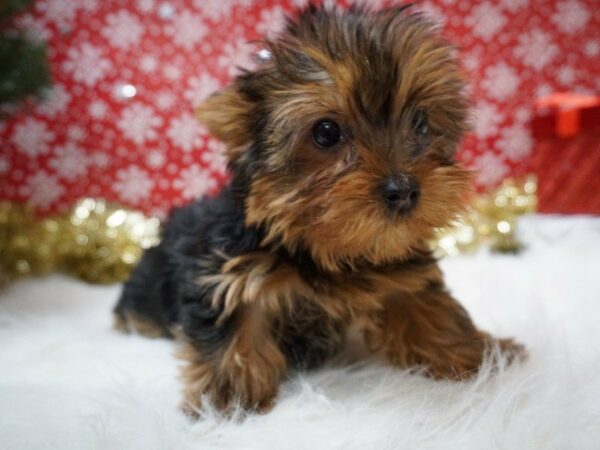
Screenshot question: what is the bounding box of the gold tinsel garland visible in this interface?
[432,176,537,256]
[0,177,536,284]
[0,198,160,284]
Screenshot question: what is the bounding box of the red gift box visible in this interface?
[532,93,600,215]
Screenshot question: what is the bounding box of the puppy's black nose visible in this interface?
[379,174,420,215]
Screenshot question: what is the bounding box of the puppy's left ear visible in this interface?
[196,86,254,151]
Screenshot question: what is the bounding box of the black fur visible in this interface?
[114,187,344,367]
[115,188,258,350]
[115,2,462,379]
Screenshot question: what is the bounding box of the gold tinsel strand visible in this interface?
[0,198,160,284]
[431,176,537,257]
[0,177,536,284]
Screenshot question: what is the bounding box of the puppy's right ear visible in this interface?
[197,86,254,151]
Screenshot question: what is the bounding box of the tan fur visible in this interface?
[364,289,525,379]
[196,87,254,163]
[183,247,524,411]
[177,5,525,414]
[198,252,313,322]
[200,249,445,326]
[246,162,472,272]
[113,311,169,338]
[179,301,286,415]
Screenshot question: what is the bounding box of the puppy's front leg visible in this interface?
[178,301,286,415]
[365,284,524,379]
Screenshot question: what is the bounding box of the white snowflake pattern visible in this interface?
[514,107,532,123]
[35,0,79,28]
[173,164,217,200]
[166,11,207,50]
[535,83,554,98]
[136,0,155,13]
[163,64,182,80]
[36,84,71,117]
[101,10,144,49]
[89,100,108,119]
[193,0,236,21]
[167,114,205,152]
[184,74,221,107]
[62,43,112,86]
[15,14,52,42]
[465,2,506,41]
[21,171,65,210]
[496,125,533,162]
[557,66,577,85]
[218,39,256,77]
[11,118,55,157]
[146,150,166,168]
[8,0,595,208]
[418,2,447,27]
[156,91,177,110]
[79,0,99,12]
[514,29,558,71]
[0,155,10,175]
[584,40,599,57]
[462,52,480,72]
[201,139,227,173]
[140,55,158,73]
[67,126,86,141]
[118,104,163,144]
[113,166,155,204]
[256,6,288,38]
[481,62,520,100]
[472,102,503,139]
[90,153,110,168]
[551,0,590,34]
[500,0,529,11]
[474,153,509,186]
[48,142,90,181]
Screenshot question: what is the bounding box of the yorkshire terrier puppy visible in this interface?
[114,4,524,414]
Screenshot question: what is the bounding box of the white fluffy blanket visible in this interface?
[1,216,599,450]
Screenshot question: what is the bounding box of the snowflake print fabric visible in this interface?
[0,0,598,215]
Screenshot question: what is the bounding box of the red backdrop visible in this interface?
[1,0,598,217]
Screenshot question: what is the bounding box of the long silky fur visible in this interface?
[114,3,523,414]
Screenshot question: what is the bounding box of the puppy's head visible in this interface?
[198,4,471,271]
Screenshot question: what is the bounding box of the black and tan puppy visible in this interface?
[115,3,524,414]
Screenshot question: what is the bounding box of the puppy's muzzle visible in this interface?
[379,174,420,216]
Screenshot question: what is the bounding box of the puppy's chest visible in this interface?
[217,251,440,318]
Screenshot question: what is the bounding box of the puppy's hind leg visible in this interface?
[114,246,173,339]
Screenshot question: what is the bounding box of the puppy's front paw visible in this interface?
[180,371,277,418]
[490,336,528,365]
[425,335,527,381]
[178,339,285,417]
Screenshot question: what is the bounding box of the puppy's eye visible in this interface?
[412,109,429,138]
[312,119,342,149]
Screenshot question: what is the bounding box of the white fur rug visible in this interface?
[1,216,599,450]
